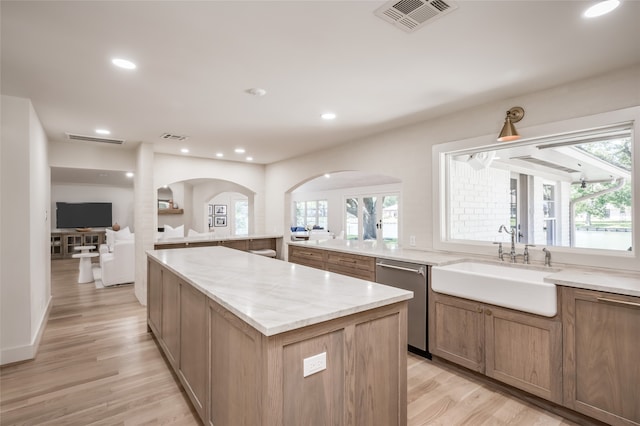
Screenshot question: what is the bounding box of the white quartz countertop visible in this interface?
[288,239,640,298]
[288,239,465,266]
[544,269,640,297]
[155,233,282,245]
[147,246,413,336]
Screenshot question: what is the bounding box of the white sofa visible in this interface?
[100,239,135,287]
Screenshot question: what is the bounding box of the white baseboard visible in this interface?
[0,296,52,366]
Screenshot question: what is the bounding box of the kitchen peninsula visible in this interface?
[146,246,412,426]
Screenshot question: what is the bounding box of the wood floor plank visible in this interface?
[1,258,586,425]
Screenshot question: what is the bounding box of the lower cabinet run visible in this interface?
[429,289,563,404]
[147,258,408,426]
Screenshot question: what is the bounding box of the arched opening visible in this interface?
[286,171,402,243]
[157,178,255,239]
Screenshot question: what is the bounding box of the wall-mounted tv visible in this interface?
[56,202,112,229]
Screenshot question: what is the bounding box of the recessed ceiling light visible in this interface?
[246,156,253,161]
[216,152,224,158]
[95,129,111,135]
[245,88,267,97]
[321,112,336,120]
[324,173,331,178]
[234,148,245,154]
[125,172,134,178]
[112,58,137,70]
[181,148,189,154]
[584,0,620,18]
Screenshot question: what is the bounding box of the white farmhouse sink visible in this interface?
[431,261,558,317]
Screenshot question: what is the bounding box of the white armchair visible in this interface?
[100,240,135,287]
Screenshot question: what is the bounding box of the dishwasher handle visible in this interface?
[376,262,426,276]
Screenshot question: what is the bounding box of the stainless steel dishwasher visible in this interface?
[375,258,430,358]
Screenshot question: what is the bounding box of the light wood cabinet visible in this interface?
[429,291,484,372]
[429,289,562,403]
[148,257,408,426]
[154,236,278,256]
[326,251,376,281]
[562,287,640,426]
[161,271,180,368]
[288,245,327,270]
[485,304,562,403]
[288,245,376,281]
[179,283,207,419]
[51,230,106,259]
[147,260,163,334]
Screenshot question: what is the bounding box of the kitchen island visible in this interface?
[146,246,412,426]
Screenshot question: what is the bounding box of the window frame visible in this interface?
[432,106,639,271]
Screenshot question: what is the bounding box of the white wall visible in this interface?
[49,140,136,172]
[1,95,51,364]
[51,184,134,231]
[154,154,265,233]
[266,64,640,272]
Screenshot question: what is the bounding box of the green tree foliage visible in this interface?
[572,138,632,223]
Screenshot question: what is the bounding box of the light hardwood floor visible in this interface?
[1,259,580,425]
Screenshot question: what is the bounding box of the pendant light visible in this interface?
[497,106,525,142]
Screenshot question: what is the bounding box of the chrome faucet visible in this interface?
[523,244,535,264]
[543,248,552,267]
[498,225,516,262]
[492,242,504,261]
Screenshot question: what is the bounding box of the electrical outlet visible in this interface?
[303,352,326,377]
[409,235,416,246]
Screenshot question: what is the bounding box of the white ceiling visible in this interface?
[3,0,640,169]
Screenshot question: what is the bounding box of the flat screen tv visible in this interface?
[56,202,112,229]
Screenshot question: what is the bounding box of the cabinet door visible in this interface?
[429,291,484,372]
[485,306,562,403]
[179,283,207,418]
[563,287,640,426]
[147,261,163,334]
[161,272,180,367]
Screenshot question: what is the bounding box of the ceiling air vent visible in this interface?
[160,133,189,141]
[66,133,125,145]
[374,0,458,33]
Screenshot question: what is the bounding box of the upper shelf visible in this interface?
[158,208,184,215]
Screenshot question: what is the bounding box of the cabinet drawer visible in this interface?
[288,246,327,270]
[326,252,375,281]
[219,239,249,251]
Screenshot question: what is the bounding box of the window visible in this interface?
[234,199,248,235]
[294,200,328,229]
[441,120,633,252]
[345,194,399,243]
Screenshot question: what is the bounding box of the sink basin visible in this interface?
[431,261,557,317]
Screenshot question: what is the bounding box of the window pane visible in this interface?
[382,195,398,243]
[346,198,358,240]
[235,200,248,235]
[362,196,377,241]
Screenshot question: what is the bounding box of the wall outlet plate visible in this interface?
[409,235,416,246]
[303,352,326,377]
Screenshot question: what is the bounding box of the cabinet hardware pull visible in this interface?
[339,258,357,263]
[476,307,483,313]
[375,262,426,276]
[596,297,640,308]
[485,309,492,316]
